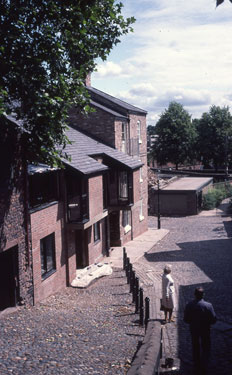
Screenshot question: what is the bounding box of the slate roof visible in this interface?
[64,127,143,175]
[90,100,127,120]
[2,114,29,133]
[87,87,147,116]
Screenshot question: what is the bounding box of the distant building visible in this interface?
[149,176,213,216]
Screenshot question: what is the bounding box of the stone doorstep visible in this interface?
[71,263,113,288]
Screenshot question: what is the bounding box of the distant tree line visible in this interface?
[151,102,232,171]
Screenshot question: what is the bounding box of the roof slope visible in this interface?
[87,87,147,116]
[64,127,143,175]
[162,177,213,192]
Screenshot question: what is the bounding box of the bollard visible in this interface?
[126,257,130,282]
[145,297,150,331]
[135,277,139,313]
[127,259,131,284]
[132,271,136,303]
[130,270,135,295]
[129,265,134,293]
[123,247,127,270]
[125,256,128,276]
[139,288,144,326]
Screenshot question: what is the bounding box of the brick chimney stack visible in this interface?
[85,73,91,87]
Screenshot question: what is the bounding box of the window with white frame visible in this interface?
[140,167,143,182]
[139,199,144,221]
[121,122,127,153]
[93,221,100,243]
[137,120,142,143]
[122,210,131,233]
[119,171,128,200]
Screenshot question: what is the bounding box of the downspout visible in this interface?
[62,170,70,286]
[22,137,34,306]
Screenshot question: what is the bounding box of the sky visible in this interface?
[91,0,232,125]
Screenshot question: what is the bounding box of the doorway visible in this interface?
[0,246,19,311]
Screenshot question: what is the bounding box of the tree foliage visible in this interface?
[147,125,156,135]
[196,105,232,170]
[0,0,135,165]
[152,102,196,169]
[216,0,232,7]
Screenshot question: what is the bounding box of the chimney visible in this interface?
[85,73,91,87]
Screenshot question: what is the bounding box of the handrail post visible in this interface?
[145,297,150,331]
[127,259,131,284]
[129,265,134,293]
[135,277,139,313]
[123,247,126,270]
[139,288,144,326]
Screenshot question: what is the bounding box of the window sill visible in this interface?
[139,215,144,222]
[42,269,56,281]
[124,224,131,234]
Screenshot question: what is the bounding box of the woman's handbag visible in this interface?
[160,298,165,311]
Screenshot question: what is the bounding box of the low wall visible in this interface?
[127,320,162,375]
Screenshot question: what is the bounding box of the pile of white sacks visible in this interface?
[71,262,113,288]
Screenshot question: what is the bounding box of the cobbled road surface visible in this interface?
[146,212,232,375]
[0,269,144,375]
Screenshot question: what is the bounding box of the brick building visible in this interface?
[0,116,33,310]
[0,84,148,309]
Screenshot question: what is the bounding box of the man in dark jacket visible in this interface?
[184,287,217,374]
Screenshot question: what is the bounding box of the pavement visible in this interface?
[108,228,169,269]
[108,200,232,375]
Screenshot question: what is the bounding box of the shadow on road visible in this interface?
[144,235,232,375]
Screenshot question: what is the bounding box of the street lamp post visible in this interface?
[157,171,161,229]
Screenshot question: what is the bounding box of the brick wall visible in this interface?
[69,106,116,148]
[30,202,70,304]
[88,218,107,265]
[89,175,103,219]
[0,126,33,306]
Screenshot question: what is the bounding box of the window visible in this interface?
[40,233,56,279]
[29,171,58,208]
[137,120,142,143]
[121,122,127,153]
[119,171,128,200]
[140,199,144,221]
[103,174,108,210]
[66,171,89,222]
[94,222,100,243]
[140,167,143,182]
[122,210,131,233]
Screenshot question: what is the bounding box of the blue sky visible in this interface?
[92,0,232,125]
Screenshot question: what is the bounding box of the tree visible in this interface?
[216,0,232,6]
[0,1,135,166]
[196,105,232,171]
[147,125,156,135]
[152,102,196,170]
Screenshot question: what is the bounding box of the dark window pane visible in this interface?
[94,222,100,242]
[40,233,56,278]
[119,171,128,200]
[29,172,58,208]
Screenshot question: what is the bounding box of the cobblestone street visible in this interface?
[0,270,144,375]
[145,211,232,374]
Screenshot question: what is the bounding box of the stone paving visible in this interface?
[1,205,232,375]
[142,209,232,374]
[0,269,144,375]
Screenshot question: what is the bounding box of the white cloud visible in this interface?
[92,0,232,125]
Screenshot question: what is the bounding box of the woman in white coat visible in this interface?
[162,264,176,323]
